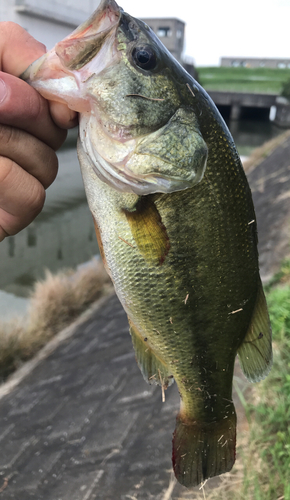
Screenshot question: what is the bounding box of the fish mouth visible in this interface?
[21,0,122,110]
[22,0,207,196]
[54,0,122,71]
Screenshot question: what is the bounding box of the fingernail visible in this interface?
[0,78,8,104]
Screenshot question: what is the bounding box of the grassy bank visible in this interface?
[176,261,290,499]
[197,66,290,94]
[0,259,112,381]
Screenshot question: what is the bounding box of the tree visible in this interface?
[281,78,290,99]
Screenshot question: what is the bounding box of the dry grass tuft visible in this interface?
[0,259,112,381]
[243,129,290,174]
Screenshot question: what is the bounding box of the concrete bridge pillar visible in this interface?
[230,102,241,120]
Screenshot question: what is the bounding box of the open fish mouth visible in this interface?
[54,0,121,72]
[21,0,122,112]
[22,0,208,195]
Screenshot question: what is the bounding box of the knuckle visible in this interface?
[1,22,46,52]
[0,124,15,148]
[0,155,14,184]
[27,182,45,216]
[1,22,21,38]
[45,150,59,186]
[27,91,46,122]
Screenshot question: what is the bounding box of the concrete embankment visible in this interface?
[244,130,290,281]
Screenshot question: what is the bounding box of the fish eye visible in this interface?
[132,46,157,71]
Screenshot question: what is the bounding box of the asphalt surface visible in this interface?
[1,134,290,499]
[0,294,191,500]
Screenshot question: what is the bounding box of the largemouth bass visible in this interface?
[22,0,272,487]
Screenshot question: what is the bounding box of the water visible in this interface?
[228,119,282,157]
[0,120,284,307]
[0,134,99,301]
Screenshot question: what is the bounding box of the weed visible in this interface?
[0,259,112,381]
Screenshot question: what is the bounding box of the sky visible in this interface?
[118,0,290,66]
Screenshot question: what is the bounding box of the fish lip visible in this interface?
[69,0,122,39]
[21,0,122,82]
[53,0,122,71]
[118,11,141,42]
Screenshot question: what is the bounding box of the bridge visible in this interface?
[206,90,290,127]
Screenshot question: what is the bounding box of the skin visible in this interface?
[0,22,78,241]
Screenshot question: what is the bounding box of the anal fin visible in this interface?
[129,320,174,389]
[238,280,273,382]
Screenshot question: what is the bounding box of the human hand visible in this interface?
[0,22,78,241]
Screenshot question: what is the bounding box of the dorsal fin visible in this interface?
[238,281,272,382]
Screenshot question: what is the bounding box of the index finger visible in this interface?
[0,22,77,130]
[0,22,46,75]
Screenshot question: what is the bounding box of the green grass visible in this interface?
[248,263,290,499]
[231,261,290,499]
[197,66,290,94]
[177,261,290,499]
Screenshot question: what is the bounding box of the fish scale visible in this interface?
[22,0,272,488]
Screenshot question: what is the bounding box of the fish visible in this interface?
[21,0,272,488]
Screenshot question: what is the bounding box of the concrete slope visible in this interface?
[0,295,187,499]
[246,133,290,281]
[1,134,290,498]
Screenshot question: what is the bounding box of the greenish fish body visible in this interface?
[22,0,272,487]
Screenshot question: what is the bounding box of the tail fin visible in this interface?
[172,408,236,487]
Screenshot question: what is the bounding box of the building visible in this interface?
[1,1,197,77]
[221,57,290,69]
[1,2,185,61]
[141,17,197,79]
[140,17,185,63]
[0,0,97,49]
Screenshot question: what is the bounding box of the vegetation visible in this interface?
[281,77,290,100]
[0,259,112,381]
[176,260,290,499]
[197,66,290,94]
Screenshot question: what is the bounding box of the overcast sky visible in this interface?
[118,0,290,66]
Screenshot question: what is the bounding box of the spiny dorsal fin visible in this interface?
[238,281,272,382]
[129,320,174,389]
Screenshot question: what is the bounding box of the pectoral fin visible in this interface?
[238,281,272,382]
[124,197,170,266]
[129,320,174,389]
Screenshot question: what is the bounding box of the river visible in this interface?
[0,120,283,316]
